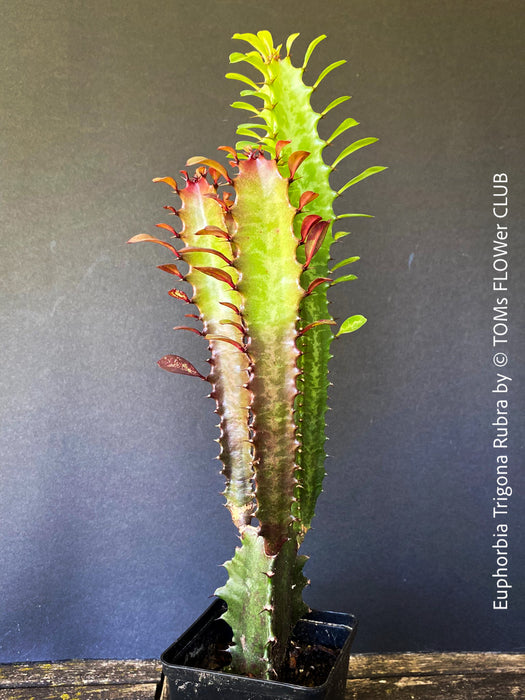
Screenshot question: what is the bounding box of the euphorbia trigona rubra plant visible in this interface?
[129,31,386,681]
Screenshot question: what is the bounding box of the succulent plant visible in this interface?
[129,31,385,681]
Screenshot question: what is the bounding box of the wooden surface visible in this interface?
[346,652,525,699]
[0,659,162,699]
[0,653,523,698]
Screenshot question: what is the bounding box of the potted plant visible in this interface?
[129,30,385,699]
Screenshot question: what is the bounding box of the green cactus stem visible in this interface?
[129,171,255,529]
[231,152,303,556]
[228,31,386,541]
[215,150,307,677]
[179,173,256,529]
[215,527,307,678]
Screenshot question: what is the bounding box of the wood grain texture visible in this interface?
[348,651,525,677]
[0,654,524,699]
[0,684,159,699]
[0,660,161,688]
[346,652,525,699]
[346,674,525,699]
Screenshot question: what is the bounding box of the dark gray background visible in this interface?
[1,0,524,662]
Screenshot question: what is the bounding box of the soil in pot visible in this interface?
[200,622,341,687]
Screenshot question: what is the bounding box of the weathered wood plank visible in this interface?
[0,683,158,700]
[345,673,525,699]
[348,651,525,678]
[1,654,524,699]
[0,660,161,688]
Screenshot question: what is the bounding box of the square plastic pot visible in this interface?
[161,599,357,699]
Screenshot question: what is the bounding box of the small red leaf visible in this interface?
[203,193,231,212]
[127,234,180,258]
[186,156,231,183]
[244,145,263,158]
[298,319,336,336]
[299,214,323,243]
[208,167,220,185]
[172,326,204,336]
[304,220,330,268]
[194,267,236,288]
[288,150,310,179]
[152,176,179,191]
[219,301,241,315]
[185,313,200,319]
[298,191,319,212]
[195,226,231,240]
[305,277,332,296]
[163,205,178,215]
[222,191,235,207]
[157,263,184,279]
[158,354,206,379]
[220,319,245,333]
[168,288,191,303]
[275,140,291,161]
[179,247,233,266]
[206,335,246,352]
[155,223,179,237]
[218,146,239,163]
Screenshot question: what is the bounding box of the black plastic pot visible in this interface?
[161,599,357,699]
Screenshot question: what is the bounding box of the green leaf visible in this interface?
[257,30,275,56]
[239,88,258,97]
[229,51,248,63]
[229,51,267,75]
[336,212,374,219]
[286,32,300,56]
[313,60,346,89]
[240,88,273,106]
[331,273,357,285]
[237,121,267,132]
[237,126,264,140]
[321,95,351,116]
[337,166,388,195]
[326,117,359,144]
[225,72,259,89]
[302,34,326,69]
[336,314,367,336]
[333,230,351,241]
[232,32,267,55]
[237,134,274,150]
[330,256,360,272]
[235,139,259,152]
[331,137,379,168]
[231,101,261,115]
